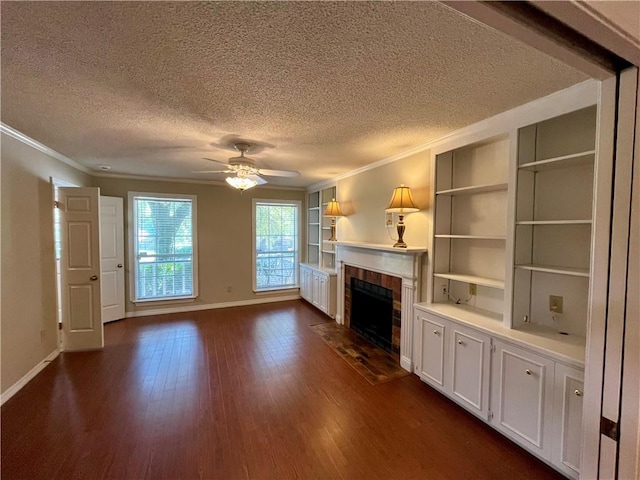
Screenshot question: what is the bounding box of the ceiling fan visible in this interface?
[195,142,299,191]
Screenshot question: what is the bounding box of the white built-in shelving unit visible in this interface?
[415,89,599,480]
[306,185,337,270]
[513,105,597,338]
[431,136,510,321]
[301,185,338,318]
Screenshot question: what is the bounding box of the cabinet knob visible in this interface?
[433,330,439,335]
[574,389,583,397]
[90,275,98,281]
[525,369,532,375]
[457,340,464,345]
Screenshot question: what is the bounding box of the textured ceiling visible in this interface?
[1,1,587,187]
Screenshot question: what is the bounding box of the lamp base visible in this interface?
[393,215,408,248]
[328,219,337,242]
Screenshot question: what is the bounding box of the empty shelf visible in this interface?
[515,264,589,277]
[518,150,595,172]
[436,183,508,196]
[435,234,506,240]
[433,272,505,289]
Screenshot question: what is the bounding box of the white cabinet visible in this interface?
[417,312,447,388]
[299,264,336,318]
[300,266,313,302]
[415,308,490,418]
[414,303,585,477]
[451,323,490,417]
[552,364,584,478]
[490,340,555,459]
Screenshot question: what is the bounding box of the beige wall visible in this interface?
[335,150,431,247]
[93,177,306,314]
[1,133,91,393]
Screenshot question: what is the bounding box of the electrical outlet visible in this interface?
[441,284,448,295]
[469,283,477,296]
[385,212,393,227]
[226,285,233,293]
[549,295,563,313]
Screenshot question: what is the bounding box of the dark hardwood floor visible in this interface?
[1,300,564,479]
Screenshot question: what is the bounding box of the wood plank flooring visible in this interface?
[1,300,564,479]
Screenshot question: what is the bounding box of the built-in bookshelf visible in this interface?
[513,106,597,338]
[431,136,510,322]
[306,185,337,270]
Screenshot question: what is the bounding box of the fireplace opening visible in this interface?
[350,278,393,353]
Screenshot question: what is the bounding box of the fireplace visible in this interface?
[344,265,402,358]
[350,278,394,353]
[335,241,426,372]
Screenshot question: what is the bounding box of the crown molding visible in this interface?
[92,171,306,191]
[0,123,92,174]
[307,79,598,192]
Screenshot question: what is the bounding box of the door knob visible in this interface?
[457,340,464,345]
[117,264,123,268]
[574,389,583,397]
[525,369,532,375]
[433,330,439,335]
[90,275,98,281]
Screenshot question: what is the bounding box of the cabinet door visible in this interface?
[491,341,554,459]
[417,312,447,389]
[552,364,584,478]
[312,272,320,306]
[299,267,310,301]
[450,324,491,417]
[318,274,328,313]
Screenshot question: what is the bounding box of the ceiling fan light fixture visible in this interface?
[226,176,258,192]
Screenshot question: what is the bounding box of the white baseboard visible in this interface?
[1,349,60,406]
[124,294,301,318]
[400,356,412,373]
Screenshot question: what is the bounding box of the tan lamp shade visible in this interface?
[386,184,419,213]
[323,199,344,217]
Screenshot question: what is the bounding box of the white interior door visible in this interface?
[100,196,125,323]
[59,187,104,351]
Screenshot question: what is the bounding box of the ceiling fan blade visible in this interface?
[249,175,269,185]
[192,169,233,174]
[258,168,300,178]
[202,157,229,167]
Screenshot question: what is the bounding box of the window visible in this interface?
[129,192,197,302]
[253,199,300,292]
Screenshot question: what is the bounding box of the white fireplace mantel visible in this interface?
[334,241,427,372]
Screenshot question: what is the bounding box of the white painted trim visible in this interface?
[251,198,302,292]
[124,294,301,318]
[128,191,199,303]
[94,171,306,191]
[1,349,60,406]
[0,123,91,174]
[307,80,599,192]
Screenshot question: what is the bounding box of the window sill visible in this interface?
[132,296,197,305]
[254,287,300,296]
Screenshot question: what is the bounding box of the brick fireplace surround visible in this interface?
[334,241,427,372]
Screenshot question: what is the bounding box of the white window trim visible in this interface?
[252,198,301,293]
[128,191,198,304]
